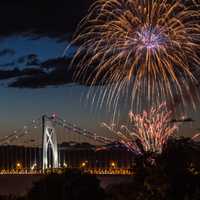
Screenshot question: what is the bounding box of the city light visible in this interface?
[81,161,88,168]
[63,162,68,168]
[16,162,22,170]
[110,162,116,168]
[31,163,37,170]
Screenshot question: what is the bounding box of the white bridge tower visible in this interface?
[42,115,58,170]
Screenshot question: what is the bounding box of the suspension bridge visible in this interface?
[0,114,134,175]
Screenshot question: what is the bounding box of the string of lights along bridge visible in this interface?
[0,114,134,175]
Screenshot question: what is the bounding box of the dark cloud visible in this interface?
[0,0,93,40]
[17,54,40,66]
[0,53,40,68]
[40,57,70,70]
[0,68,21,79]
[0,67,44,80]
[5,57,74,88]
[0,54,114,88]
[0,0,114,88]
[0,49,15,57]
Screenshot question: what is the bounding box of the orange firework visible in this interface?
[70,0,200,113]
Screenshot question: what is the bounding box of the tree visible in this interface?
[26,169,106,200]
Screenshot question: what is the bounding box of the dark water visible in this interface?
[0,175,133,196]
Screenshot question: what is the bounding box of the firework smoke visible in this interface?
[102,102,178,154]
[70,0,200,113]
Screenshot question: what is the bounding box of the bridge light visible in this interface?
[81,161,88,168]
[63,162,68,168]
[111,161,116,168]
[16,162,22,170]
[81,162,86,167]
[31,163,37,170]
[51,113,58,119]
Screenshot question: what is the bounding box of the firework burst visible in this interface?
[102,103,178,154]
[69,0,200,113]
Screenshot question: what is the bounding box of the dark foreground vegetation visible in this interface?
[0,137,200,200]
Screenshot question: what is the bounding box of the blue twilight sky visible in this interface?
[0,36,199,141]
[0,36,115,138]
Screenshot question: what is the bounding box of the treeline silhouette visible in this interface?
[0,137,200,200]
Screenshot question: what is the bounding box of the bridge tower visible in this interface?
[42,115,58,170]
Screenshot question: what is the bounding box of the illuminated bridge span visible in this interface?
[0,168,134,176]
[0,114,134,174]
[0,114,113,146]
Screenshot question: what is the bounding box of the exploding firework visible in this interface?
[102,103,178,154]
[70,0,200,113]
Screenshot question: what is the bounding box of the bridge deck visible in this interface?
[0,168,134,175]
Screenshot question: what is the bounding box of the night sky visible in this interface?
[0,0,199,139]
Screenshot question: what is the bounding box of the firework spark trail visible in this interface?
[192,132,200,140]
[102,102,178,154]
[69,0,200,115]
